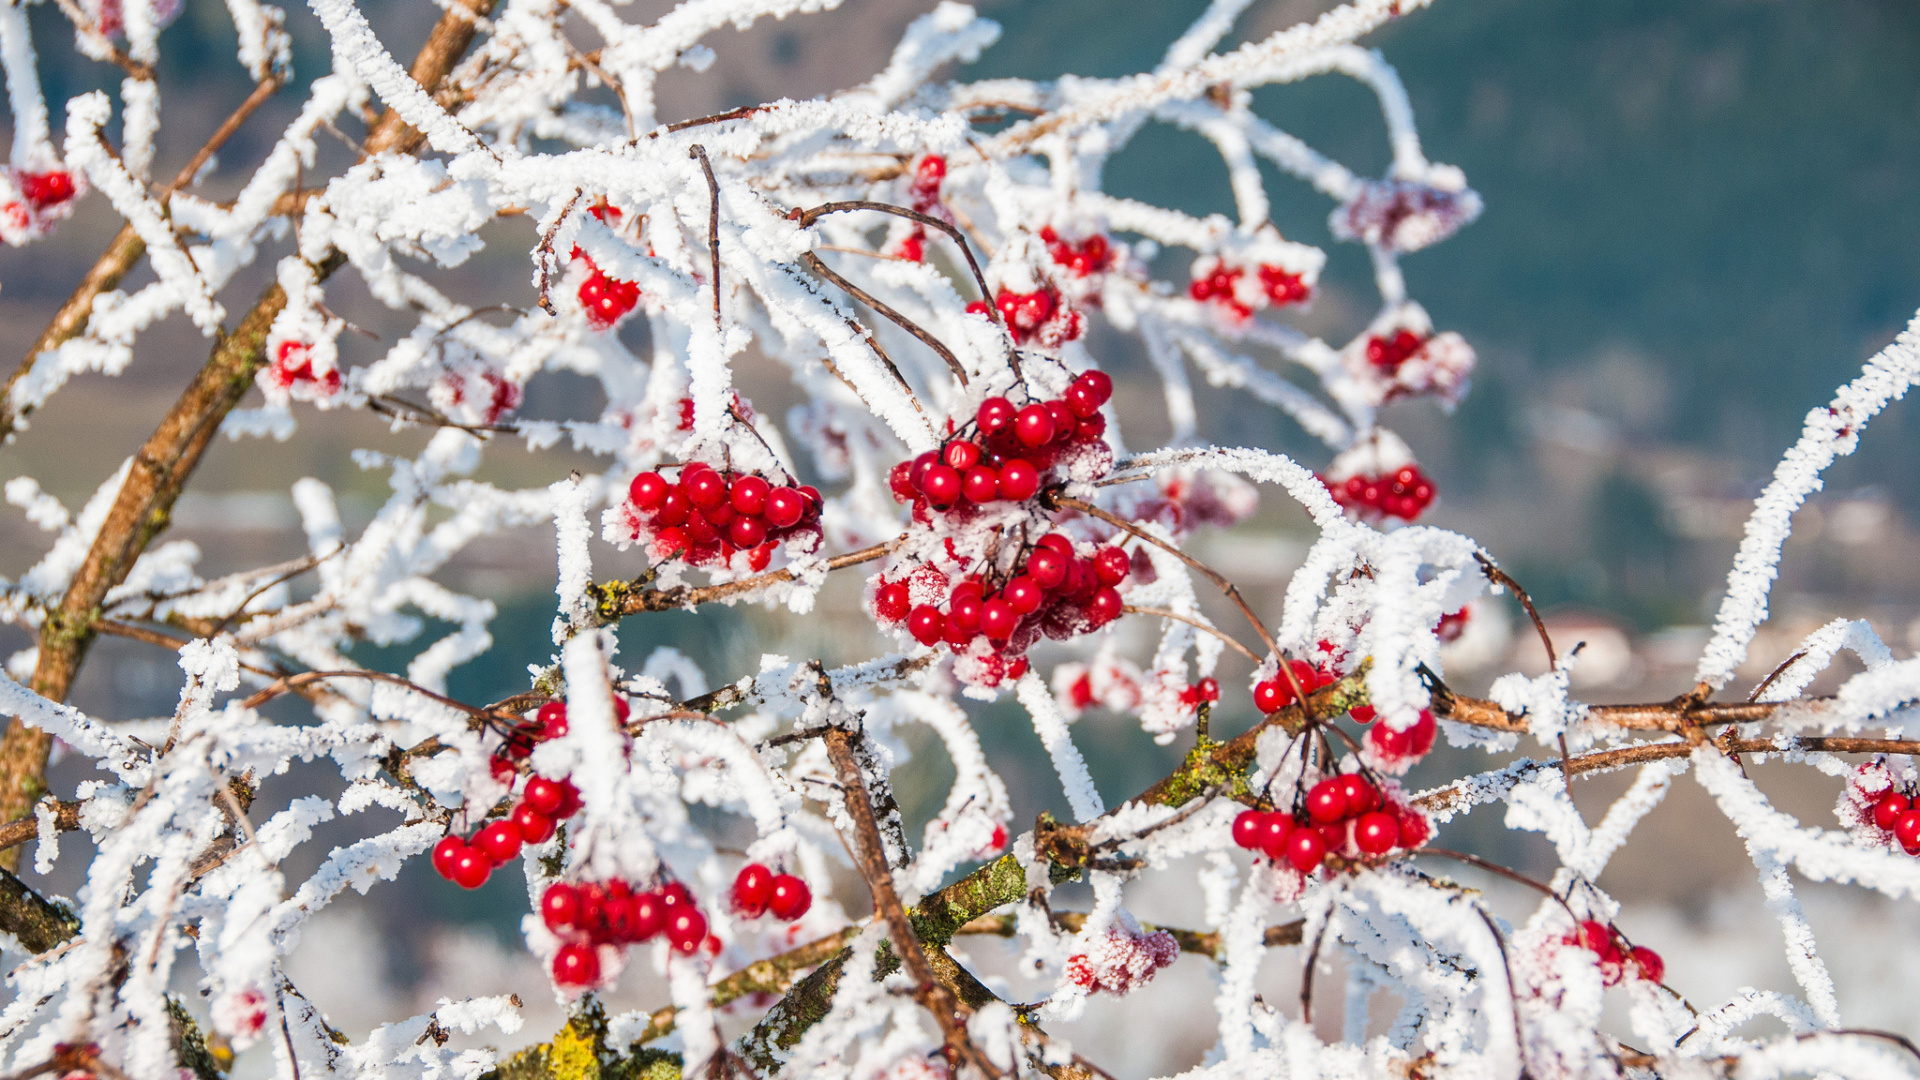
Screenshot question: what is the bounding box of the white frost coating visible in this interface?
[0,0,49,165]
[1696,310,1920,688]
[1017,670,1104,822]
[306,0,483,156]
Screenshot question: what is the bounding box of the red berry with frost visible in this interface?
[449,847,491,889]
[977,397,1016,434]
[729,475,769,515]
[1086,587,1123,626]
[1195,677,1219,702]
[874,580,911,623]
[907,605,945,646]
[630,472,668,511]
[1013,403,1054,447]
[1232,809,1268,850]
[998,459,1040,501]
[962,466,999,503]
[1286,827,1327,873]
[525,776,565,816]
[432,836,464,880]
[1631,945,1665,984]
[1354,811,1399,855]
[1872,792,1910,831]
[1305,779,1349,823]
[476,819,523,864]
[920,463,962,506]
[1093,547,1129,587]
[541,882,582,933]
[1258,814,1295,860]
[511,803,557,845]
[552,942,600,987]
[732,863,774,917]
[1026,548,1067,589]
[768,874,812,920]
[1895,809,1920,853]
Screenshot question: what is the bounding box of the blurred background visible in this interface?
[4,0,1920,1075]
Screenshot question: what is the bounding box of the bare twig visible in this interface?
[1123,605,1260,663]
[1748,649,1808,703]
[593,536,901,621]
[689,145,722,332]
[1476,553,1555,670]
[796,200,999,324]
[801,251,970,386]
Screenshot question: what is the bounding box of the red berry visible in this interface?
[977,397,1016,434]
[1305,779,1349,824]
[729,515,767,549]
[732,864,774,917]
[552,942,600,987]
[685,469,728,509]
[907,605,946,646]
[555,778,583,818]
[1630,945,1665,984]
[656,487,691,528]
[629,472,668,511]
[980,598,1018,641]
[512,803,557,845]
[659,880,694,909]
[1231,809,1268,850]
[631,891,665,939]
[1013,404,1054,447]
[1086,587,1123,627]
[1409,709,1437,755]
[764,486,805,529]
[1252,679,1292,714]
[1895,809,1920,853]
[920,463,962,506]
[948,590,983,635]
[1350,704,1376,724]
[666,908,708,954]
[1034,533,1073,557]
[875,580,911,623]
[476,819,523,864]
[729,475,770,516]
[537,700,567,739]
[602,890,640,941]
[1026,548,1067,590]
[1354,811,1399,855]
[1337,774,1378,815]
[962,466,999,503]
[1250,814,1291,861]
[1872,792,1910,831]
[768,874,812,920]
[541,882,582,933]
[1003,575,1044,614]
[449,846,491,889]
[943,440,981,471]
[1093,547,1129,587]
[1285,827,1327,873]
[18,171,74,208]
[1075,412,1107,442]
[1576,920,1612,956]
[432,836,464,880]
[997,459,1040,501]
[1196,677,1219,702]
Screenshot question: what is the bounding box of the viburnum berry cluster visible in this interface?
[624,461,823,571]
[9,1,1920,1079]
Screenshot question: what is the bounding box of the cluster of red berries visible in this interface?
[1322,464,1436,523]
[876,534,1129,653]
[1251,659,1330,714]
[1565,919,1664,986]
[1231,773,1431,874]
[1364,329,1429,373]
[17,171,75,210]
[1188,263,1311,319]
[433,700,596,889]
[1039,227,1113,278]
[889,375,1113,514]
[571,202,642,328]
[542,879,706,987]
[967,286,1084,346]
[1178,677,1221,710]
[626,462,823,571]
[268,341,342,395]
[728,862,813,921]
[1865,788,1920,854]
[1364,707,1438,762]
[894,156,947,262]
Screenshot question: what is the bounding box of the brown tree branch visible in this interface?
[800,251,970,386]
[591,537,900,622]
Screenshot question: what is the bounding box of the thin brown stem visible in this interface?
[1476,553,1555,671]
[1123,605,1260,663]
[796,199,999,324]
[1749,649,1808,703]
[239,669,505,722]
[689,145,722,333]
[801,251,969,386]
